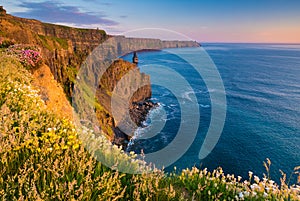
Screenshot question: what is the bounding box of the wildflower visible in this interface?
[72,144,79,149]
[254,175,260,183]
[238,176,242,182]
[239,192,244,199]
[244,191,250,197]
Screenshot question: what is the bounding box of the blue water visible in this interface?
[122,43,300,182]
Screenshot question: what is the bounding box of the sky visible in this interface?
[1,0,300,43]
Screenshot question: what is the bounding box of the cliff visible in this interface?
[95,59,153,145]
[0,9,108,98]
[0,9,199,95]
[0,7,199,144]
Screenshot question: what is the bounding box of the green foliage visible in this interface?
[66,66,78,82]
[37,34,68,50]
[37,34,52,50]
[0,53,299,200]
[53,36,68,50]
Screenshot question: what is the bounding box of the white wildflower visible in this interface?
[254,175,260,183]
[239,192,244,198]
[248,171,253,177]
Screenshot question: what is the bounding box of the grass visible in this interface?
[0,53,299,200]
[37,34,68,50]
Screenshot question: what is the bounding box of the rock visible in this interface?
[129,99,158,127]
[113,127,130,149]
[0,6,6,16]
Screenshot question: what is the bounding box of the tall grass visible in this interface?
[0,53,299,200]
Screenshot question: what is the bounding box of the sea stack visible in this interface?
[132,51,138,64]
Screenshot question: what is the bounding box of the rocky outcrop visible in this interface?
[0,6,6,16]
[95,59,155,147]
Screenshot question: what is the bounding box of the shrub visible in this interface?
[6,44,42,69]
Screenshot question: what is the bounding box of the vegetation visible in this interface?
[37,34,68,50]
[0,52,299,200]
[6,44,42,70]
[0,39,14,48]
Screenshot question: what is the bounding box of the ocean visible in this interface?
[122,43,300,183]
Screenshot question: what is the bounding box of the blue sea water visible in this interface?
[122,43,300,182]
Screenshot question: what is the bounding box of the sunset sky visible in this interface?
[2,0,300,43]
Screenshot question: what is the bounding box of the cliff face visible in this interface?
[93,59,152,145]
[0,11,108,97]
[114,36,199,52]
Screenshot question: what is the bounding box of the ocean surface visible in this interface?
[122,43,300,182]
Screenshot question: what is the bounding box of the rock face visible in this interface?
[130,100,158,127]
[115,36,200,51]
[95,59,154,147]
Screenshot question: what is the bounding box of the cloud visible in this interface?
[119,15,128,19]
[13,1,118,26]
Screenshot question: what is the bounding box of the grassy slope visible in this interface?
[32,63,73,120]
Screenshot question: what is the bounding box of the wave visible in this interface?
[200,104,210,108]
[181,90,194,101]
